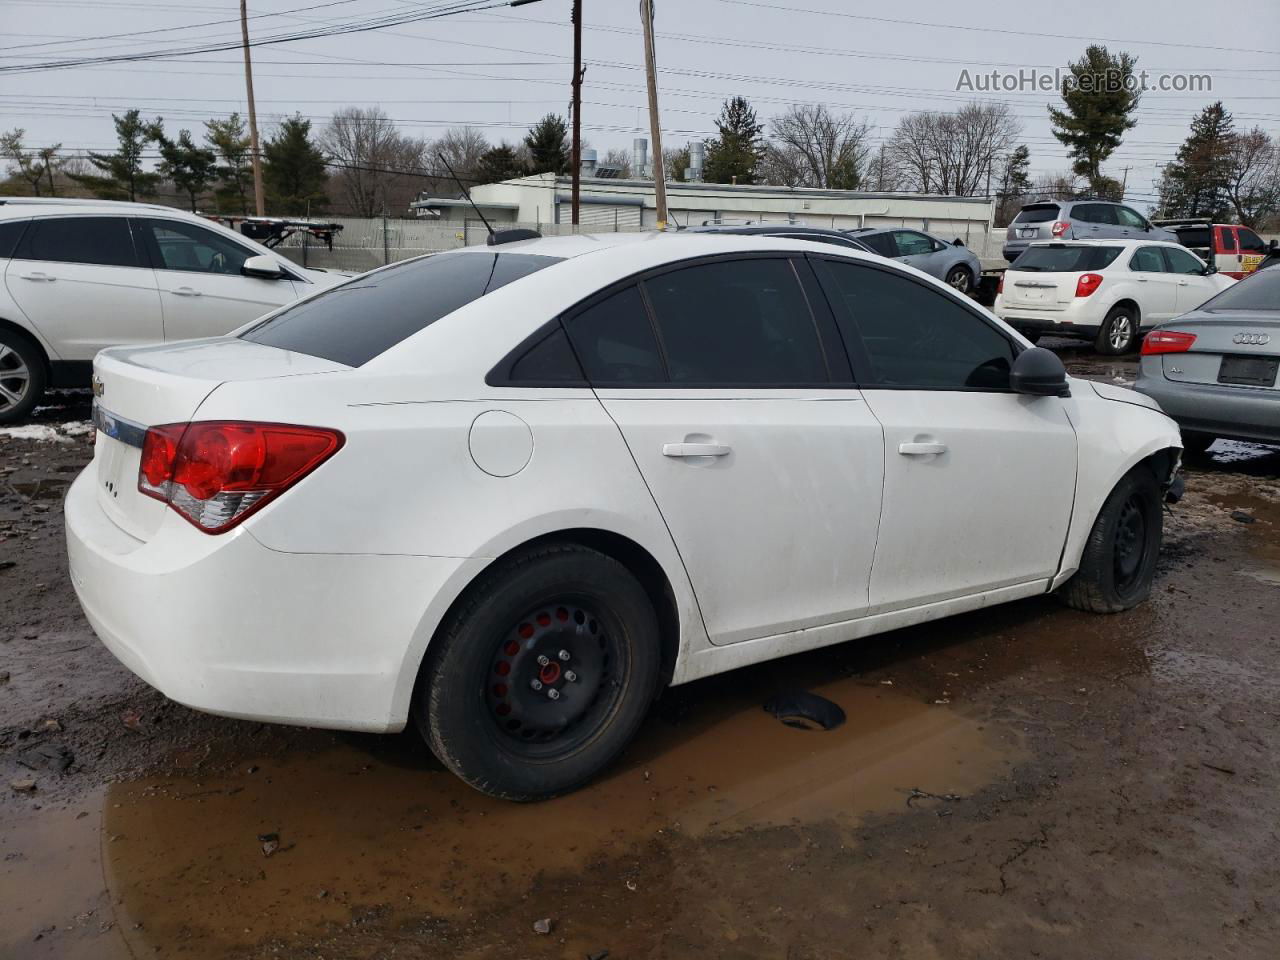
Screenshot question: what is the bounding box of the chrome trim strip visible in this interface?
[92,402,147,449]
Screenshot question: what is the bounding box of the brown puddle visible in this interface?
[3,680,1019,959]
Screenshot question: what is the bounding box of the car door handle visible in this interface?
[1135,276,1148,282]
[1177,280,1190,286]
[662,442,731,458]
[898,442,947,456]
[170,286,202,297]
[18,271,55,282]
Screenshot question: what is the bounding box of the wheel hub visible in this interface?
[1114,497,1146,583]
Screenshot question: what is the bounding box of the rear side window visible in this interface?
[1014,246,1122,272]
[643,259,828,385]
[1220,228,1237,251]
[15,216,140,268]
[0,218,30,258]
[1130,247,1166,272]
[564,285,665,384]
[858,232,897,257]
[816,259,1015,390]
[242,251,562,367]
[1014,204,1059,224]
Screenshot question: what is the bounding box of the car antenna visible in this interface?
[436,153,540,247]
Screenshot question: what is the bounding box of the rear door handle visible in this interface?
[19,271,55,282]
[171,286,202,297]
[662,442,731,458]
[1135,276,1148,282]
[898,442,947,456]
[1177,280,1190,286]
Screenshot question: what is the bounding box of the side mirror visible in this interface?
[1201,263,1218,276]
[952,238,964,247]
[1011,346,1070,398]
[241,255,286,279]
[1269,239,1280,252]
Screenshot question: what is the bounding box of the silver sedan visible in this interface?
[1134,267,1280,452]
[845,227,984,295]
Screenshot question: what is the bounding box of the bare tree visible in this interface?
[761,105,872,189]
[864,144,902,192]
[1226,127,1280,228]
[601,147,632,177]
[886,102,1020,196]
[1031,170,1085,201]
[431,126,489,182]
[320,106,427,217]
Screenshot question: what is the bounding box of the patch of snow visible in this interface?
[0,420,93,443]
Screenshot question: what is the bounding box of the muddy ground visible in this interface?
[2,346,1279,960]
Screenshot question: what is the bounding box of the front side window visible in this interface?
[1163,247,1205,275]
[143,219,253,275]
[643,258,828,385]
[1130,247,1166,272]
[893,231,936,256]
[1116,206,1149,229]
[1238,228,1267,253]
[14,216,140,268]
[817,259,1015,390]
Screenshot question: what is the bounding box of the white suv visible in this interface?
[0,198,346,421]
[995,239,1235,354]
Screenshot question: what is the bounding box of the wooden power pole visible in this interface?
[639,0,667,229]
[570,0,582,226]
[240,0,266,216]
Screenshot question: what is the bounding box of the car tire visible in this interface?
[0,329,46,425]
[1094,305,1138,355]
[415,542,662,801]
[1180,431,1216,456]
[1058,465,1163,614]
[945,265,974,295]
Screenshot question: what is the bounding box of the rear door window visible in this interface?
[642,258,828,385]
[14,216,142,268]
[1130,247,1166,272]
[857,232,898,257]
[1013,204,1059,223]
[1220,227,1237,251]
[241,251,562,366]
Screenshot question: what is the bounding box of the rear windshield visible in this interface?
[1198,267,1280,313]
[242,251,563,366]
[1013,204,1059,224]
[1010,245,1122,272]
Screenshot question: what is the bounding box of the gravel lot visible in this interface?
[2,347,1278,959]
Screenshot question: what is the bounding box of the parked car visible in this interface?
[994,239,1234,354]
[1156,219,1274,280]
[1134,266,1279,452]
[67,232,1183,800]
[1003,200,1175,264]
[0,198,348,422]
[845,226,983,294]
[687,222,876,252]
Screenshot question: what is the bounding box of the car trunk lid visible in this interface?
[1158,312,1280,389]
[90,338,349,541]
[1003,270,1076,312]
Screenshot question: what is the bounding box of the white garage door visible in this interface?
[579,204,642,230]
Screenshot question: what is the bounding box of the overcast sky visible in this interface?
[2,0,1277,209]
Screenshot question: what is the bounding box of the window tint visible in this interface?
[1014,204,1059,223]
[643,258,828,385]
[817,259,1015,390]
[0,218,29,259]
[1012,245,1121,272]
[242,251,562,367]
[564,285,665,384]
[1163,247,1205,275]
[1200,267,1280,312]
[1130,247,1166,272]
[1220,228,1236,251]
[144,219,252,274]
[15,216,140,267]
[506,327,585,383]
[1172,226,1211,249]
[1071,204,1100,224]
[1115,206,1148,229]
[893,231,935,256]
[858,232,897,257]
[1238,228,1266,253]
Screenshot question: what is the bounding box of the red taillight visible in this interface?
[996,272,1005,295]
[138,421,344,533]
[1075,273,1104,297]
[1051,220,1069,237]
[1141,330,1197,355]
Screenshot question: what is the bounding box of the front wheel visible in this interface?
[416,543,661,801]
[1095,306,1138,355]
[945,265,974,295]
[0,330,45,425]
[1058,466,1163,613]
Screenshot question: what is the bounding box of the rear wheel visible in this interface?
[1095,305,1138,355]
[945,265,973,295]
[0,330,45,425]
[1181,431,1216,456]
[416,543,661,801]
[1058,466,1163,613]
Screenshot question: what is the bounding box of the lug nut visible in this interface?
[530,679,543,691]
[536,654,550,667]
[558,649,571,661]
[547,688,561,700]
[565,670,578,682]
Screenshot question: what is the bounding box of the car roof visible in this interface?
[0,197,212,221]
[688,224,848,236]
[472,230,883,261]
[1026,238,1179,249]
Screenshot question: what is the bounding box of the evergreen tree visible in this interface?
[71,109,161,201]
[1,129,61,197]
[475,143,524,184]
[262,114,328,215]
[205,113,253,214]
[1157,102,1235,220]
[703,97,764,185]
[1048,46,1141,194]
[151,125,217,212]
[995,145,1032,225]
[523,114,569,175]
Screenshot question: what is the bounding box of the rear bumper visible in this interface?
[1134,374,1280,444]
[995,313,1100,338]
[65,468,474,732]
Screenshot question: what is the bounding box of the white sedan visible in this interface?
[66,233,1183,799]
[995,239,1235,354]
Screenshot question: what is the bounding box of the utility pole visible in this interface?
[639,0,667,229]
[1120,165,1131,198]
[240,0,266,216]
[570,0,582,226]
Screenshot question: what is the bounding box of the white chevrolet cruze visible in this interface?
[66,233,1183,799]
